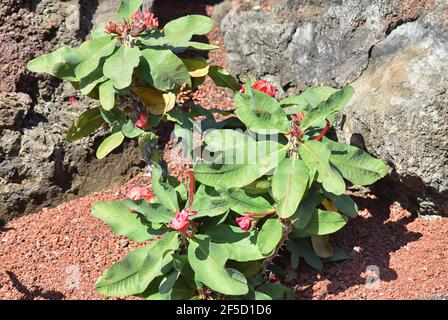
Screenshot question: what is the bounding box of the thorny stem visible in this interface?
[313,118,331,141]
[261,219,293,272]
[188,170,195,208]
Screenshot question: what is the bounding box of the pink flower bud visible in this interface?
[168,209,197,232]
[127,185,155,202]
[132,10,142,21]
[239,80,276,97]
[69,97,77,106]
[236,216,255,231]
[135,114,149,129]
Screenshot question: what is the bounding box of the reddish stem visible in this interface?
[188,170,195,208]
[313,119,331,141]
[244,210,276,217]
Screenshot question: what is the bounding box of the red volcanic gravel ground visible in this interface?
[1,3,448,300]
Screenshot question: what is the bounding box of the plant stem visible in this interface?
[188,170,195,208]
[261,219,293,271]
[244,210,276,217]
[313,119,331,141]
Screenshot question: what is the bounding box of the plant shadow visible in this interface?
[292,193,422,299]
[5,271,65,300]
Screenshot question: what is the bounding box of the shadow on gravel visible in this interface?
[6,271,65,300]
[294,194,422,299]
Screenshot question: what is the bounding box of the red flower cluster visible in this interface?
[240,80,276,97]
[135,113,149,129]
[127,185,155,202]
[169,209,198,232]
[236,216,255,231]
[290,111,305,140]
[105,9,159,37]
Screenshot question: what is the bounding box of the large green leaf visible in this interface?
[300,86,354,131]
[103,46,141,90]
[257,219,283,255]
[151,165,180,213]
[123,200,174,224]
[95,243,154,296]
[208,66,239,92]
[96,131,125,159]
[287,238,323,271]
[323,138,389,185]
[291,189,324,229]
[137,231,180,292]
[66,107,104,142]
[195,140,287,188]
[99,80,115,111]
[299,140,346,195]
[255,282,294,300]
[74,37,116,79]
[187,41,219,51]
[191,185,230,219]
[137,48,191,92]
[188,235,248,295]
[280,86,336,111]
[323,190,358,218]
[118,0,143,21]
[204,129,255,152]
[27,47,86,81]
[304,209,348,235]
[272,158,309,218]
[91,201,151,242]
[204,224,265,262]
[219,188,273,215]
[235,90,291,134]
[163,15,214,44]
[79,62,108,95]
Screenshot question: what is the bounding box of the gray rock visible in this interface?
[221,0,448,214]
[0,92,32,129]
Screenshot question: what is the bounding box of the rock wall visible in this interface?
[221,0,448,214]
[0,0,144,223]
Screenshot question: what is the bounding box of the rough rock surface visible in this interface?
[221,0,448,214]
[0,0,144,223]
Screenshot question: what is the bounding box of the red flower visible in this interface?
[236,216,255,231]
[127,185,155,202]
[135,114,149,129]
[239,80,276,97]
[69,97,77,106]
[132,10,142,21]
[143,9,159,29]
[168,209,198,232]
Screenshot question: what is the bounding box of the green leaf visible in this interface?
[79,62,108,95]
[204,129,255,152]
[323,190,358,218]
[291,189,324,229]
[191,185,230,219]
[151,165,179,212]
[91,22,108,39]
[195,140,287,188]
[182,57,209,78]
[188,235,248,295]
[96,243,154,296]
[137,48,191,92]
[96,131,125,159]
[311,234,334,258]
[187,41,219,51]
[290,238,323,271]
[272,158,309,218]
[27,47,86,81]
[323,138,389,185]
[285,239,301,269]
[164,15,214,44]
[299,140,346,195]
[304,209,348,235]
[137,231,180,292]
[91,201,152,242]
[123,199,174,224]
[66,107,104,142]
[258,219,283,255]
[121,120,145,138]
[99,80,115,111]
[208,66,240,92]
[219,188,273,215]
[74,37,116,79]
[280,86,336,110]
[118,0,143,21]
[256,282,294,300]
[235,90,291,134]
[103,46,141,90]
[300,86,354,131]
[204,224,265,262]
